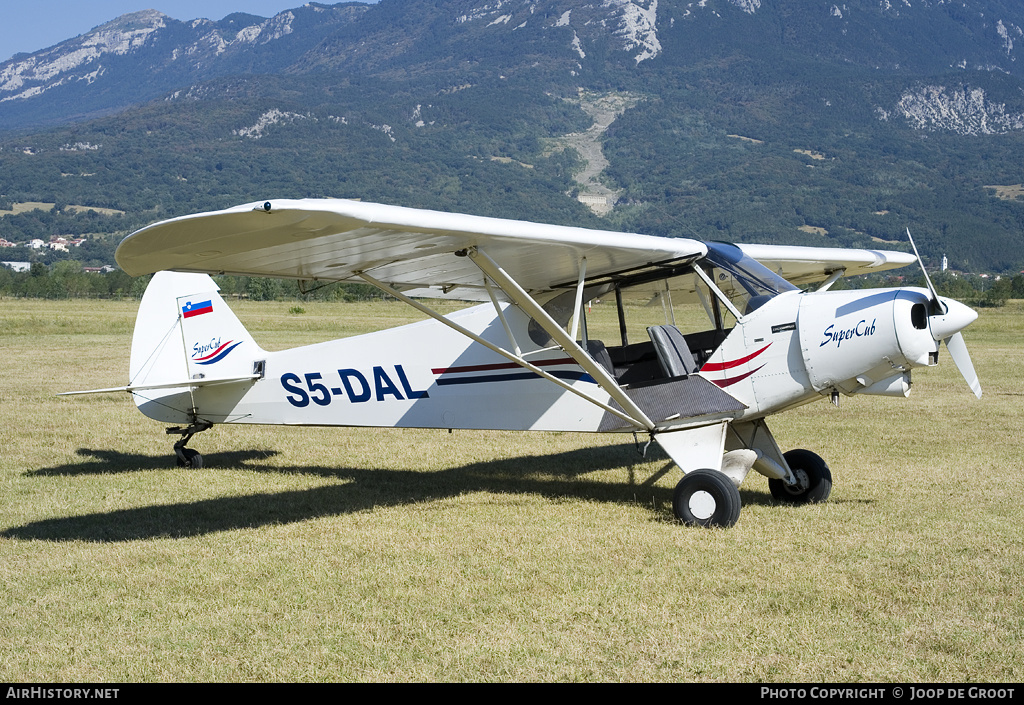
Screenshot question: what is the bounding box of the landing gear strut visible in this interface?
[167,421,212,468]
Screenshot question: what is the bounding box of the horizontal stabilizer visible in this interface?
[59,374,260,397]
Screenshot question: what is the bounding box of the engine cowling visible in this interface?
[797,288,940,395]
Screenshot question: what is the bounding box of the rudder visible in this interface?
[129,271,263,423]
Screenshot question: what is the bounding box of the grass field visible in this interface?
[0,296,1021,682]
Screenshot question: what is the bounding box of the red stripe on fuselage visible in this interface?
[710,365,766,388]
[700,344,771,372]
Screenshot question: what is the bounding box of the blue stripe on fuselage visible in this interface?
[436,370,595,386]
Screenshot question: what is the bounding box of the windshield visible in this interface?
[703,242,798,315]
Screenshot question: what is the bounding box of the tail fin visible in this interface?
[129,271,263,423]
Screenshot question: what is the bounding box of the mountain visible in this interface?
[3,0,1024,273]
[5,0,1024,132]
[0,5,371,130]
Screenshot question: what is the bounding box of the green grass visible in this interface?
[0,298,1022,682]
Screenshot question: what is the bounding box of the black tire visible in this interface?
[176,448,203,469]
[768,449,832,504]
[673,469,742,528]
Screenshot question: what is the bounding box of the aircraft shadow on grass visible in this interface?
[3,444,791,542]
[29,448,282,476]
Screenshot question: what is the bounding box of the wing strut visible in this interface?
[467,247,657,432]
[568,256,587,344]
[692,264,742,320]
[355,270,652,431]
[817,268,846,292]
[483,276,521,356]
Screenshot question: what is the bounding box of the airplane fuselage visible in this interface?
[136,279,954,436]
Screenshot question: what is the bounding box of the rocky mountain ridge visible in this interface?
[4,1,1024,272]
[4,1,1024,133]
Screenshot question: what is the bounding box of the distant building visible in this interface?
[1,261,30,272]
[942,255,948,272]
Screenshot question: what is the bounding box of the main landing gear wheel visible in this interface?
[768,449,832,504]
[176,448,203,468]
[673,469,742,528]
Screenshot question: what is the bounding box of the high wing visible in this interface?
[116,199,706,297]
[737,243,917,288]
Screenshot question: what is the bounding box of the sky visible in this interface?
[0,1,375,62]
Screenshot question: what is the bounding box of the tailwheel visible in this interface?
[176,448,203,468]
[168,420,212,469]
[673,469,742,528]
[768,449,832,504]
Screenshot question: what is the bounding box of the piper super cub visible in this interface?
[65,199,982,527]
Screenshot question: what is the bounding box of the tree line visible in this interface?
[0,262,383,302]
[3,261,1021,308]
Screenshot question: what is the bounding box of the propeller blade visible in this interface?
[944,331,982,399]
[907,228,945,315]
[906,229,981,398]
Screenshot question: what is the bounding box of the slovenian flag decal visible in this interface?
[182,300,213,318]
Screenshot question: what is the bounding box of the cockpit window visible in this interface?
[703,242,798,314]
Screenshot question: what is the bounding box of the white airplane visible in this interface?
[65,199,982,527]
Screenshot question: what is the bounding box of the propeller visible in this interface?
[907,228,982,399]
